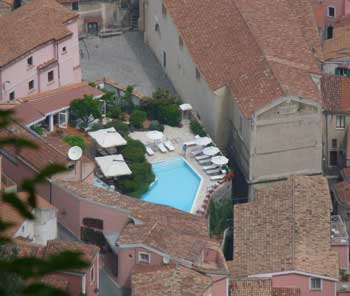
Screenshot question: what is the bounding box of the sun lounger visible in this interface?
[164,140,175,151]
[203,164,218,171]
[158,143,167,153]
[184,140,196,147]
[210,174,226,181]
[196,154,210,161]
[199,158,212,165]
[146,146,155,156]
[190,148,203,157]
[206,168,221,175]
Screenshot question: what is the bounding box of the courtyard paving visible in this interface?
[80,32,177,97]
[129,120,218,213]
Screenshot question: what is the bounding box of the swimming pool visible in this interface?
[142,158,201,212]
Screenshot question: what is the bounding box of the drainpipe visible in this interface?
[56,43,61,87]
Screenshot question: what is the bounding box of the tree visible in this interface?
[120,85,135,113]
[70,95,102,129]
[130,110,147,129]
[0,109,88,295]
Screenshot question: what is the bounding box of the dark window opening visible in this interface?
[332,139,337,149]
[179,36,183,48]
[82,217,104,230]
[72,1,79,10]
[48,71,54,82]
[28,80,34,90]
[328,6,335,17]
[326,26,333,39]
[27,56,33,66]
[163,51,166,68]
[195,67,201,80]
[330,151,338,166]
[9,91,15,101]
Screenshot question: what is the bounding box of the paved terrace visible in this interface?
[129,120,217,213]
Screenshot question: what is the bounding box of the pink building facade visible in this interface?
[0,0,81,102]
[271,272,336,296]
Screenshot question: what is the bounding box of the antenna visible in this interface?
[68,146,83,161]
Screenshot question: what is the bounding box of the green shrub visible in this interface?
[63,135,86,150]
[190,119,207,137]
[70,95,102,128]
[149,120,164,131]
[152,88,180,104]
[159,104,181,126]
[30,125,44,136]
[107,106,121,119]
[89,122,105,132]
[130,110,147,129]
[120,138,146,160]
[120,85,135,113]
[208,198,233,236]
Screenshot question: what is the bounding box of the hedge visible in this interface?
[190,119,207,137]
[63,135,86,150]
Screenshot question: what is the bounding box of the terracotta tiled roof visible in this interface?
[0,123,70,171]
[131,264,212,296]
[231,175,339,279]
[57,181,228,274]
[13,83,103,125]
[45,239,99,272]
[334,180,350,207]
[41,274,69,291]
[321,75,350,112]
[163,0,321,117]
[0,0,78,67]
[230,278,301,296]
[0,192,55,237]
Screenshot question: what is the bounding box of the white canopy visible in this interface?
[203,146,220,156]
[88,127,127,148]
[95,154,132,178]
[146,130,164,141]
[211,155,229,166]
[179,103,192,111]
[195,136,212,146]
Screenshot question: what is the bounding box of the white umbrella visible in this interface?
[203,146,220,156]
[179,103,192,111]
[88,127,127,148]
[146,130,164,145]
[211,155,229,166]
[195,136,212,146]
[95,154,132,178]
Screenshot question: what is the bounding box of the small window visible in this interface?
[27,56,33,66]
[310,278,322,290]
[326,26,333,39]
[163,50,166,68]
[28,80,34,90]
[347,211,350,219]
[195,67,201,80]
[336,115,345,129]
[9,91,15,101]
[335,67,349,76]
[179,36,183,49]
[90,266,94,282]
[138,252,151,264]
[162,3,167,16]
[332,139,337,149]
[48,70,54,82]
[155,23,160,35]
[328,6,335,17]
[62,46,67,53]
[72,1,79,10]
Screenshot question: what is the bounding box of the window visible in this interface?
[336,115,345,129]
[332,139,337,149]
[310,278,322,290]
[62,46,67,53]
[155,23,160,36]
[138,252,151,264]
[179,36,183,49]
[28,80,34,90]
[195,67,201,80]
[162,3,167,16]
[326,26,333,39]
[48,70,54,82]
[27,56,33,66]
[163,50,166,68]
[9,91,15,101]
[82,217,104,230]
[90,266,94,283]
[330,151,338,166]
[335,67,349,76]
[72,1,79,10]
[327,6,335,17]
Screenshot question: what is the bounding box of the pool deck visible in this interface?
[129,120,216,214]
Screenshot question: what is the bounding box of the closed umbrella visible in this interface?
[195,136,212,146]
[211,156,229,167]
[203,146,220,156]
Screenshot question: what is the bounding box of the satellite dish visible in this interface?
[68,146,83,161]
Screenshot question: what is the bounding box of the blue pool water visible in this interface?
[142,158,201,212]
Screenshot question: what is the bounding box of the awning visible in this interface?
[95,154,132,178]
[89,127,127,148]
